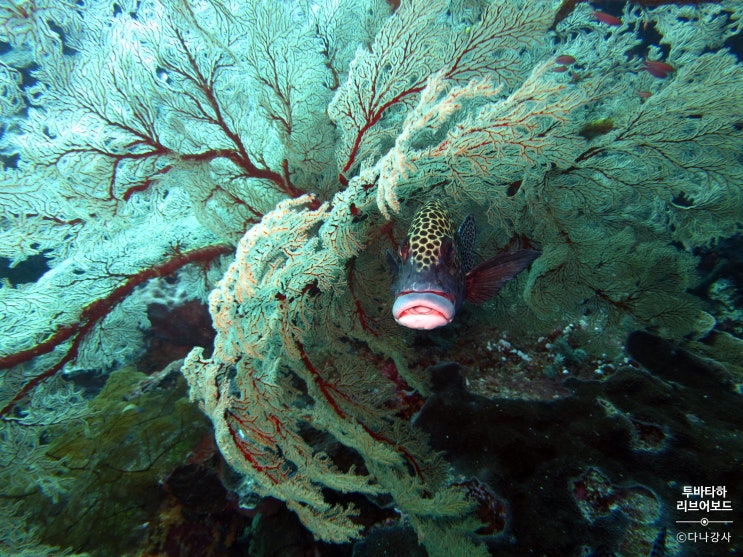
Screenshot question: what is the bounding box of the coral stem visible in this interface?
[0,243,232,418]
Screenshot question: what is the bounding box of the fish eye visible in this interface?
[441,240,455,262]
[399,243,410,261]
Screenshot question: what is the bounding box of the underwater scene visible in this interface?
[1,0,742,555]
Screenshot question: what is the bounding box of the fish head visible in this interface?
[391,201,467,330]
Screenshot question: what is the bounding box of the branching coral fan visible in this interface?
[1,0,742,555]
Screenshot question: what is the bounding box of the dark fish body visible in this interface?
[389,200,540,330]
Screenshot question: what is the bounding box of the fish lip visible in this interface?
[397,289,456,303]
[392,291,456,330]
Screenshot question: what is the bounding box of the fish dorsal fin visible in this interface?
[457,214,476,272]
[465,250,540,305]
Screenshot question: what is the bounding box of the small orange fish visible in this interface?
[644,60,674,78]
[592,11,622,26]
[555,55,576,65]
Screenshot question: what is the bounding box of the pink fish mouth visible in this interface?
[392,292,455,330]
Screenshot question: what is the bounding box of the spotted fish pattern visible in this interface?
[406,200,475,273]
[407,200,453,270]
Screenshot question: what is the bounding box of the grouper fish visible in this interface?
[389,200,540,330]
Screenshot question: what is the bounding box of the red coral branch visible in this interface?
[225,409,287,485]
[340,84,425,179]
[122,164,173,201]
[359,421,424,479]
[64,27,312,210]
[346,259,378,337]
[296,341,424,479]
[170,30,306,202]
[0,243,232,419]
[297,340,348,420]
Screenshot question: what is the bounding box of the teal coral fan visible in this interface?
[1,0,743,555]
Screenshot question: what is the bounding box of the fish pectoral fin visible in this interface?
[465,249,541,305]
[386,249,399,276]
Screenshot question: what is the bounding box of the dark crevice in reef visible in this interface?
[414,334,743,556]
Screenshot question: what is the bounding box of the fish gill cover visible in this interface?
[0,0,742,555]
